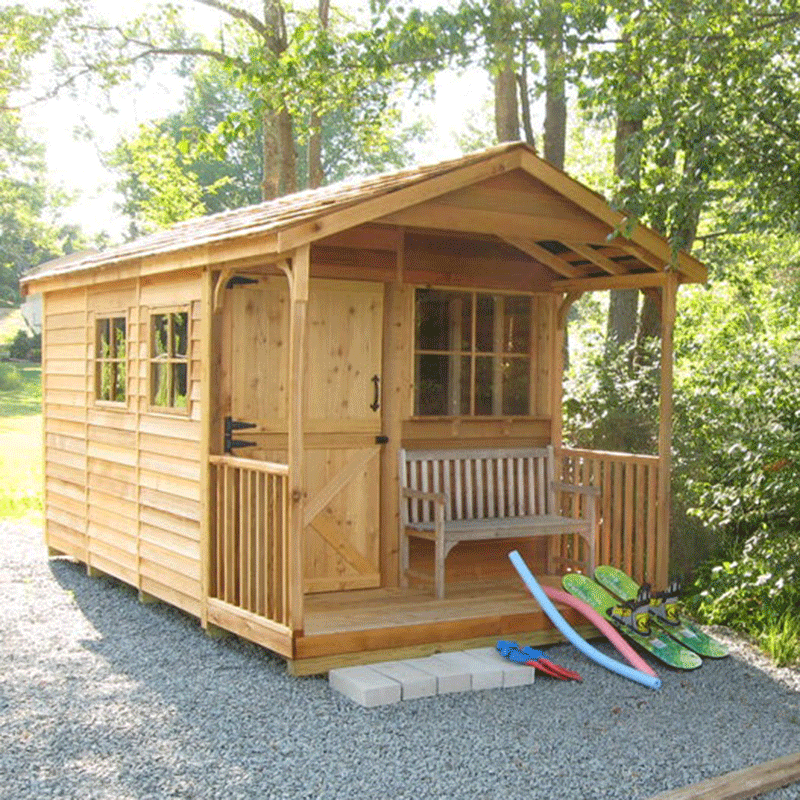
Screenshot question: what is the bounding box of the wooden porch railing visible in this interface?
[557,447,661,585]
[209,455,291,627]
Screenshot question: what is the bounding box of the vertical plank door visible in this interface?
[302,280,384,593]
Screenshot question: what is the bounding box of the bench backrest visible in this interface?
[399,446,556,525]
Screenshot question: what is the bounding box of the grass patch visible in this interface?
[0,364,42,416]
[759,613,800,667]
[0,361,43,521]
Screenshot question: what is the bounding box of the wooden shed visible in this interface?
[22,142,706,675]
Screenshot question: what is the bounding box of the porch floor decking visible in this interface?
[304,575,561,634]
[293,575,593,673]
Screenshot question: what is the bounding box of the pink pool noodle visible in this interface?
[539,584,659,678]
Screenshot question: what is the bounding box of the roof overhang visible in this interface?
[21,142,706,295]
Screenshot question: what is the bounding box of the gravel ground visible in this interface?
[3,518,800,800]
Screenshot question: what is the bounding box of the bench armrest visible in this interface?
[551,481,600,497]
[401,488,447,504]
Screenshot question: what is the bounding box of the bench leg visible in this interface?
[400,529,409,588]
[435,533,445,600]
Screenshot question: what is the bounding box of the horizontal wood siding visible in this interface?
[42,271,204,618]
[43,289,88,562]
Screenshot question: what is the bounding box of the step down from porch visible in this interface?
[329,647,536,707]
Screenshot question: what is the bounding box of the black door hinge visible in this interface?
[224,416,257,453]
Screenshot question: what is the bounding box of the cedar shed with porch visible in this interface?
[23,142,706,675]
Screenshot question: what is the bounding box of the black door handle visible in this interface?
[371,374,380,411]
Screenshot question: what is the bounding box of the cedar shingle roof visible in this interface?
[22,141,706,288]
[24,143,523,284]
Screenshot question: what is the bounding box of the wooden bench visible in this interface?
[399,446,598,599]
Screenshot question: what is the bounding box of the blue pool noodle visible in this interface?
[508,550,662,691]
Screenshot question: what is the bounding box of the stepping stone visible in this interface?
[405,655,472,694]
[369,660,437,700]
[463,647,536,687]
[329,665,401,707]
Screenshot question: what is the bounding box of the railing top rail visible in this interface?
[557,447,659,465]
[209,454,289,475]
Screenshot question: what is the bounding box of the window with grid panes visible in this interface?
[95,315,127,404]
[414,288,533,416]
[150,310,189,411]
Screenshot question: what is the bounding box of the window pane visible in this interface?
[96,318,110,358]
[112,317,126,359]
[502,358,530,415]
[151,362,169,406]
[98,361,112,401]
[172,312,189,357]
[503,296,531,354]
[475,294,496,353]
[172,362,188,409]
[114,362,126,402]
[415,289,471,352]
[152,314,169,357]
[414,355,471,416]
[474,356,495,415]
[415,354,448,415]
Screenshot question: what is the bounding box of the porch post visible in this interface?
[380,229,406,588]
[656,272,678,587]
[287,244,310,634]
[199,267,214,628]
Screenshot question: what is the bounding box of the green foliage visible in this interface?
[110,56,426,232]
[686,530,800,635]
[0,362,23,392]
[8,329,40,361]
[581,0,800,243]
[564,334,660,454]
[109,124,213,235]
[0,364,40,416]
[758,612,800,667]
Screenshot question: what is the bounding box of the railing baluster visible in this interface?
[208,455,290,628]
[559,448,660,580]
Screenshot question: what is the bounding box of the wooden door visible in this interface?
[302,280,384,593]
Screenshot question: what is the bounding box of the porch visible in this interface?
[206,446,660,674]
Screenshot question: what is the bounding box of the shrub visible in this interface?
[9,329,42,361]
[686,528,800,634]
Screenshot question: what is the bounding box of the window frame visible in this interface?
[148,306,191,415]
[94,312,128,407]
[412,287,536,418]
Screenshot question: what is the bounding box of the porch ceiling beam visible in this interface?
[564,242,628,276]
[517,150,707,283]
[552,271,670,292]
[500,236,585,278]
[276,149,523,252]
[379,203,612,242]
[619,243,666,272]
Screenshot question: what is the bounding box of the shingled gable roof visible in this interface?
[22,141,706,291]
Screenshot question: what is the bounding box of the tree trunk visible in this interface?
[278,107,297,195]
[261,109,280,201]
[261,0,297,197]
[308,114,323,189]
[542,0,566,169]
[494,69,519,142]
[307,0,330,189]
[606,72,643,354]
[517,57,536,148]
[606,289,639,351]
